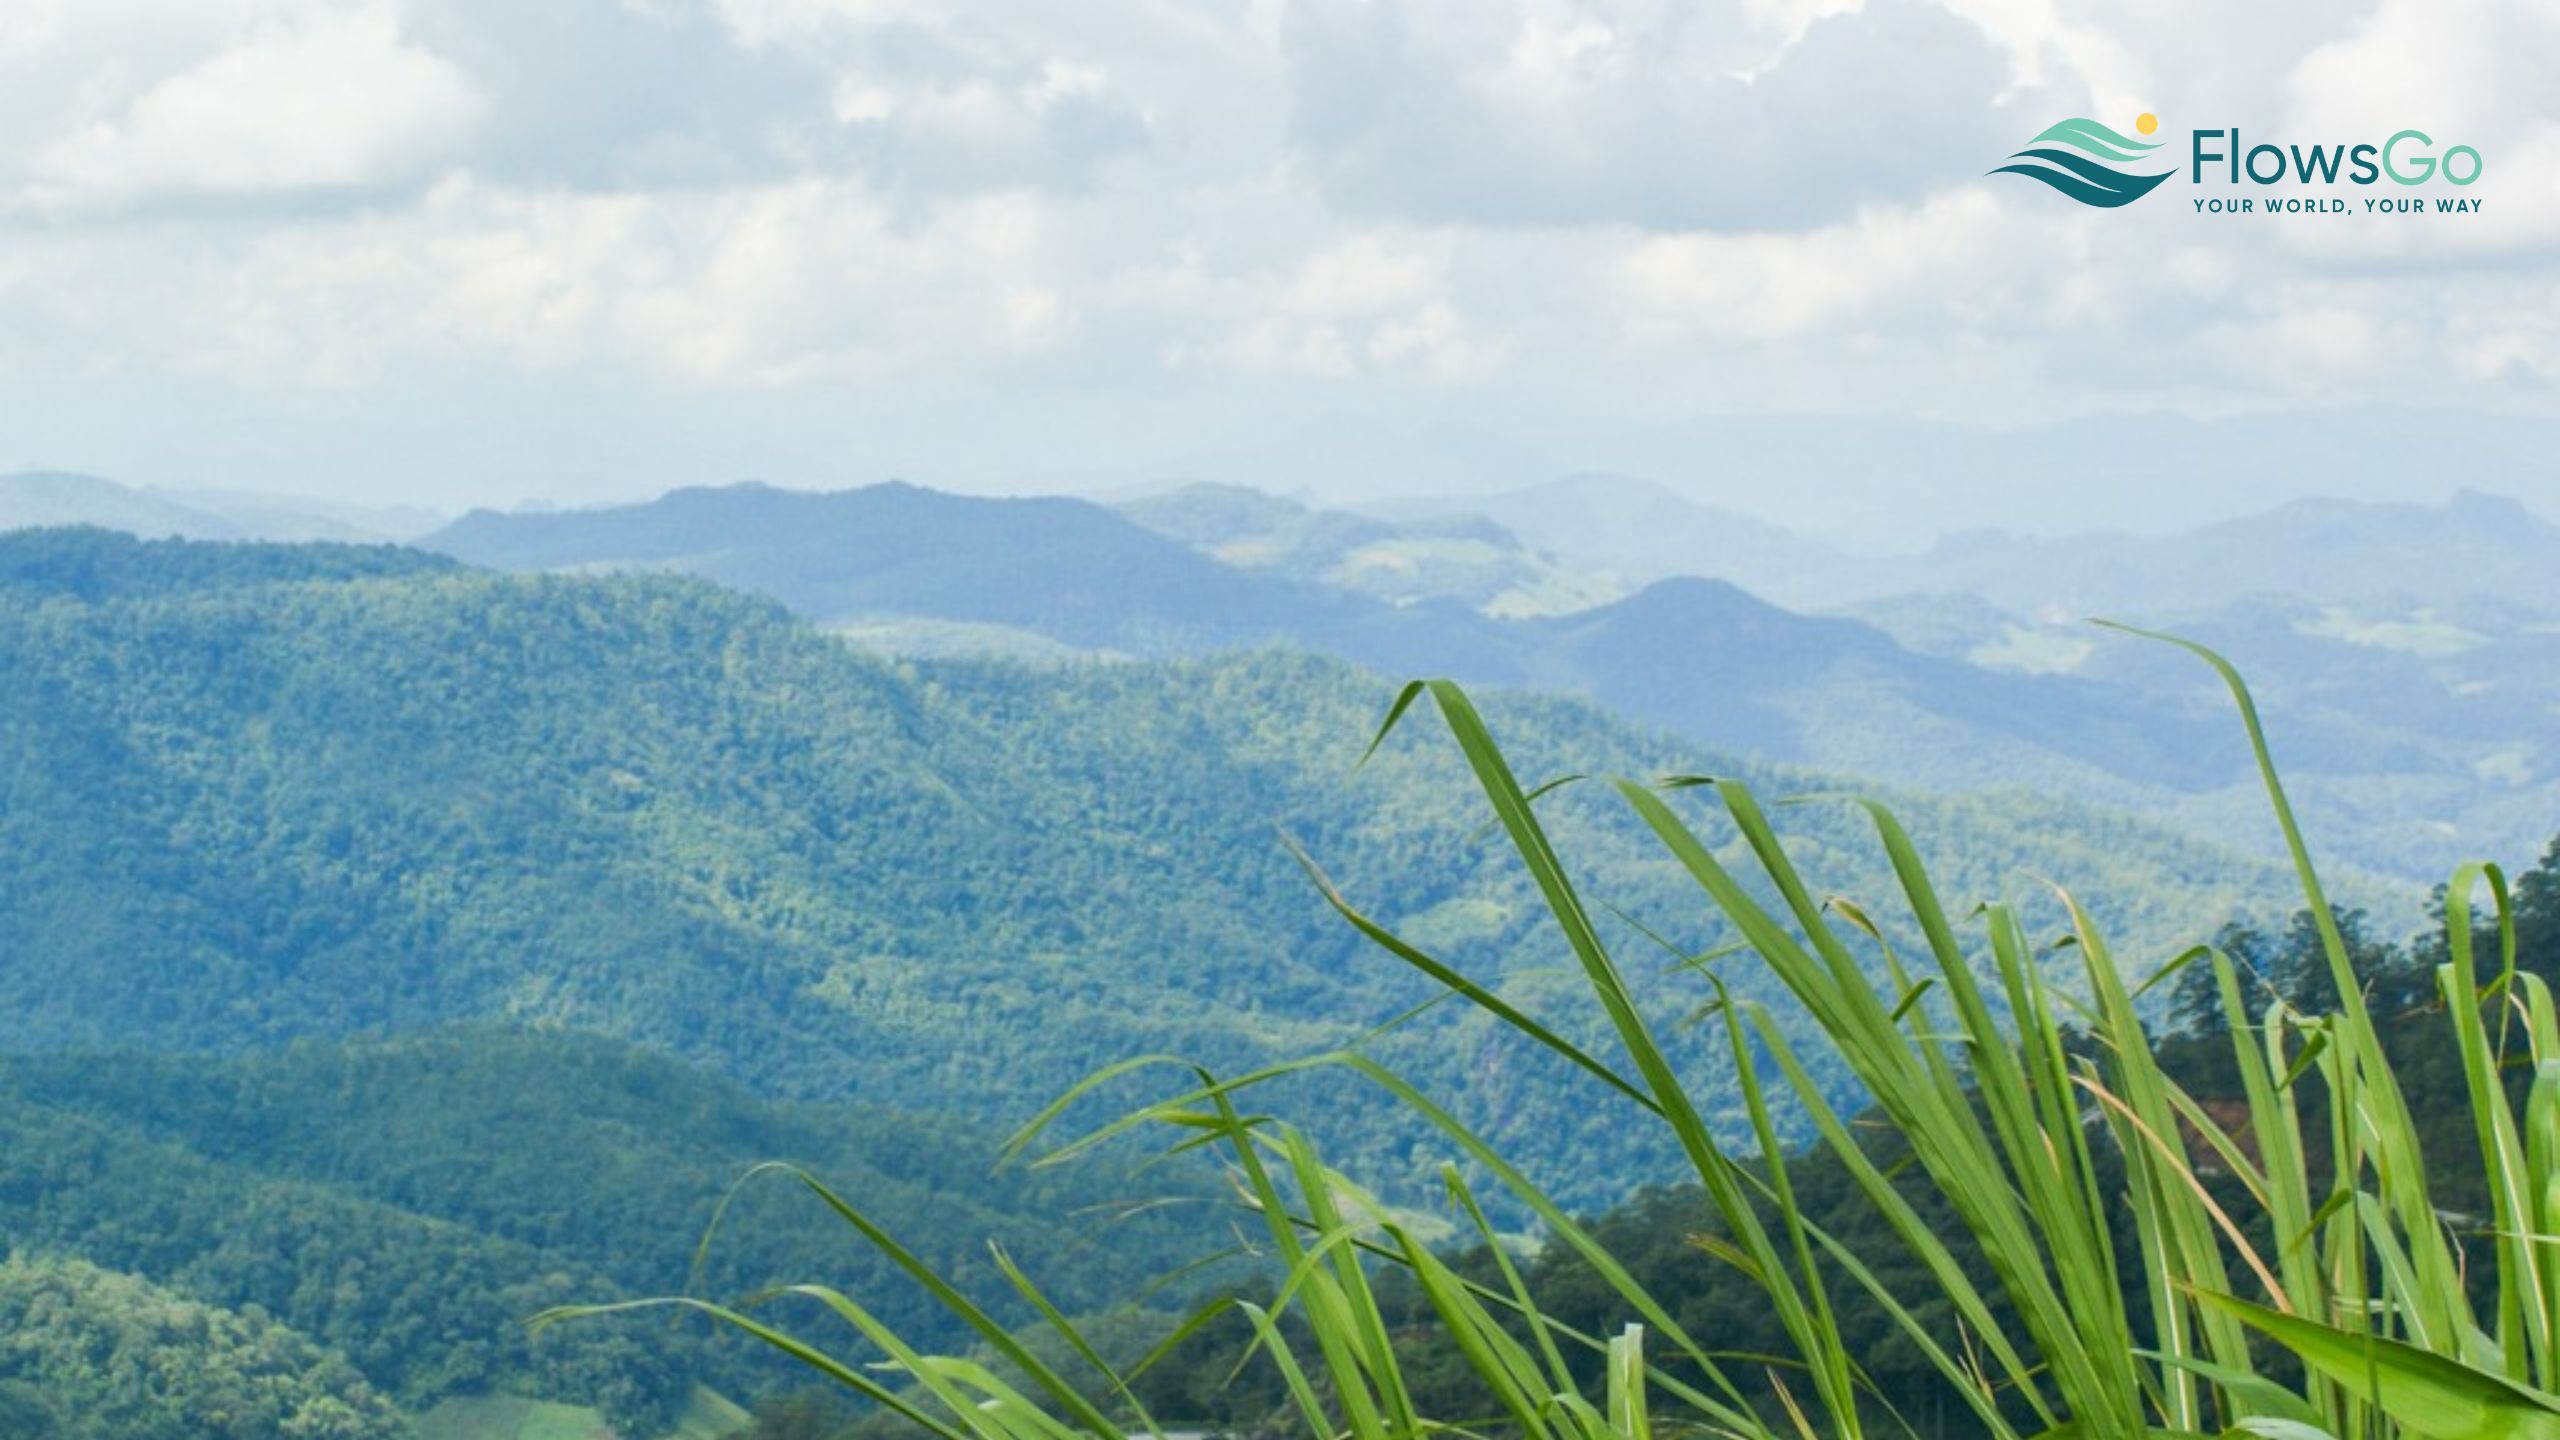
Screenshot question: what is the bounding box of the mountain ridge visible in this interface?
[0,527,2361,1197]
[416,481,2535,876]
[0,470,444,545]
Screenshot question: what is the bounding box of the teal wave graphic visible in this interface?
[2029,118,2161,163]
[1993,117,2170,207]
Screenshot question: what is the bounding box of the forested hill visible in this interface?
[0,1253,409,1440]
[0,1029,1173,1436]
[0,524,453,598]
[417,481,2536,883]
[0,527,2391,1213]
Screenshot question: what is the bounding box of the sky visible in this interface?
[1,0,2555,546]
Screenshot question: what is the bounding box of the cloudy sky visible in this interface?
[1,0,2554,543]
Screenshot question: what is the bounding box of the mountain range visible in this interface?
[428,479,1456,659]
[1377,473,2560,617]
[417,479,2556,879]
[1120,481,1621,616]
[6,457,2553,1437]
[0,522,2457,1434]
[0,469,441,544]
[1368,472,1837,610]
[1848,489,2560,617]
[3,528,2323,1181]
[1250,407,2560,556]
[11,468,2553,879]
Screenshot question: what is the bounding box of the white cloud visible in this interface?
[0,173,1081,388]
[1367,300,1508,382]
[1142,227,1512,383]
[1170,317,1359,378]
[19,3,482,212]
[1285,234,1447,315]
[1614,188,2058,345]
[402,178,1075,386]
[1278,0,2043,230]
[706,0,942,51]
[2271,0,2560,260]
[827,53,1153,194]
[0,0,2549,485]
[2282,0,2523,141]
[2191,301,2387,391]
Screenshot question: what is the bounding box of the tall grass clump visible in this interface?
[545,633,2560,1440]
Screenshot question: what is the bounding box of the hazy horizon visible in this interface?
[15,402,2558,556]
[5,1,2555,549]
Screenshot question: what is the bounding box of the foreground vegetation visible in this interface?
[3,530,2523,1435]
[611,639,2560,1440]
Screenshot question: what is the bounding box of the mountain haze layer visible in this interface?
[423,480,2552,878]
[0,470,442,545]
[1120,482,1622,616]
[1858,490,2560,617]
[1372,473,1840,609]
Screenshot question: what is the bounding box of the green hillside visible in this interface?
[0,528,2445,1435]
[0,528,2404,1207]
[420,481,2547,882]
[0,1254,408,1440]
[0,1029,1182,1435]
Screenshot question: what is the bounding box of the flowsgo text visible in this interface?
[1991,115,2485,215]
[2190,128,2484,215]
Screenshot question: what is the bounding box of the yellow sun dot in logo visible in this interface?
[2135,112,2159,135]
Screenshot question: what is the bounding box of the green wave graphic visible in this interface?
[1993,116,2170,206]
[1992,150,2172,207]
[2029,117,2161,163]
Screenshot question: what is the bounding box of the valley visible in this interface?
[2,471,2550,1436]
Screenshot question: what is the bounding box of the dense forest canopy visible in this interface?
[0,526,2457,1436]
[0,1029,1189,1433]
[0,527,2364,1207]
[0,1254,409,1440]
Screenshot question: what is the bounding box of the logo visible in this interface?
[1993,113,2488,217]
[1992,113,2170,207]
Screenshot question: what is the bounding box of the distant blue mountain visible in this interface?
[428,481,1525,675]
[0,471,240,539]
[423,483,2389,845]
[1862,490,2560,616]
[0,470,444,544]
[1120,482,1622,616]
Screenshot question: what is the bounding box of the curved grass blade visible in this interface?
[2197,1293,2560,1440]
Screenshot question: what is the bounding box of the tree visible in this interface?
[0,1380,71,1440]
[2268,905,2405,1014]
[2170,920,2277,1038]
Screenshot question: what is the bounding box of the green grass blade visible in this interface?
[2198,1293,2560,1440]
[2442,862,2550,1385]
[1283,836,1657,1116]
[532,1296,972,1440]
